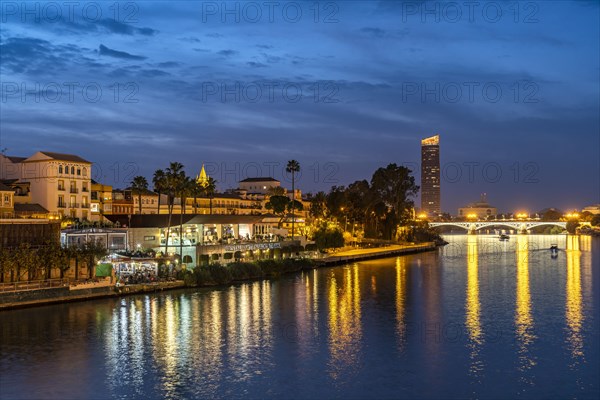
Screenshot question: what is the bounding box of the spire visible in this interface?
[196,164,209,188]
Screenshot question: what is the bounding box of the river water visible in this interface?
[1,235,598,399]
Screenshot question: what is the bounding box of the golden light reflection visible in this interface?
[466,235,482,344]
[327,266,362,380]
[515,235,536,378]
[566,235,584,363]
[466,235,484,377]
[395,257,408,348]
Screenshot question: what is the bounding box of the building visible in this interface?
[90,180,113,221]
[582,204,600,215]
[421,134,441,216]
[238,177,281,194]
[0,182,14,218]
[0,151,92,220]
[458,193,498,219]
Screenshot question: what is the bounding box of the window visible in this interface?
[71,166,75,174]
[82,167,87,177]
[77,168,81,176]
[58,180,64,190]
[59,165,63,174]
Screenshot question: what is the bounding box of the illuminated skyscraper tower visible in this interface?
[421,134,440,216]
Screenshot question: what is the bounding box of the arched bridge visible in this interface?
[429,221,566,233]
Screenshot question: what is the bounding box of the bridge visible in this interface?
[429,221,567,233]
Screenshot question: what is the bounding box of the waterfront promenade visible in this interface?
[0,242,436,310]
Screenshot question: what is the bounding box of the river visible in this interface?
[1,235,598,399]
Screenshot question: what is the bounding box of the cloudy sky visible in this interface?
[1,1,598,213]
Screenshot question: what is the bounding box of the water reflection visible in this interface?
[327,266,362,381]
[395,257,408,349]
[515,235,536,382]
[566,235,584,364]
[466,235,483,376]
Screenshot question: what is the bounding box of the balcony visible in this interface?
[57,186,65,191]
[70,188,79,194]
[57,203,66,208]
[69,203,80,208]
[82,187,89,192]
[82,203,90,209]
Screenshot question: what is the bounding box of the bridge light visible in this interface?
[418,213,427,220]
[467,213,477,219]
[516,212,528,219]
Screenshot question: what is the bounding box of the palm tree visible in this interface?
[153,169,166,214]
[203,177,217,215]
[163,162,186,255]
[286,160,301,240]
[131,176,149,214]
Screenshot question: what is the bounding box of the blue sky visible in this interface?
[0,0,598,213]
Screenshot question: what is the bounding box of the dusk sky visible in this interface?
[1,0,598,214]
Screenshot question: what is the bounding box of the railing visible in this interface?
[57,203,67,208]
[81,203,90,208]
[0,278,70,293]
[70,188,79,193]
[69,203,80,208]
[57,186,65,191]
[82,188,89,192]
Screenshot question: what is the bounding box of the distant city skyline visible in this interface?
[1,1,598,213]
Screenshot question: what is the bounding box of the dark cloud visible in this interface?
[157,61,181,68]
[98,44,146,60]
[217,49,238,57]
[247,62,267,68]
[95,19,157,36]
[360,27,386,38]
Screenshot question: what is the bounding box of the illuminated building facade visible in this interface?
[421,135,441,216]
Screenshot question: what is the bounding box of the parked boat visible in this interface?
[499,234,510,241]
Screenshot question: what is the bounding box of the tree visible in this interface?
[286,160,300,239]
[541,209,563,221]
[130,175,149,214]
[370,164,419,239]
[203,177,217,215]
[153,169,166,214]
[265,195,303,228]
[82,240,108,278]
[591,214,600,227]
[163,162,186,255]
[566,221,580,234]
[312,224,344,250]
[309,191,328,219]
[37,241,67,280]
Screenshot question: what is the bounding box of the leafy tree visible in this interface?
[37,241,67,280]
[82,240,108,278]
[309,191,328,219]
[312,224,344,250]
[162,162,186,254]
[286,160,301,239]
[591,214,600,227]
[267,186,285,196]
[370,163,419,239]
[566,221,580,234]
[130,175,149,214]
[265,195,303,228]
[541,209,563,221]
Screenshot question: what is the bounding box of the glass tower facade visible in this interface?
[421,135,440,216]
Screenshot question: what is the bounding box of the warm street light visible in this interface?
[467,213,477,219]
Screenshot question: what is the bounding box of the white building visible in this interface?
[0,151,92,220]
[458,193,498,219]
[582,204,600,215]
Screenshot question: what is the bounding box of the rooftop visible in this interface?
[239,177,280,183]
[23,151,91,164]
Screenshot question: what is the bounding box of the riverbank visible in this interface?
[0,242,436,311]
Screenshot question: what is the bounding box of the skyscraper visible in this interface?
[421,134,441,216]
